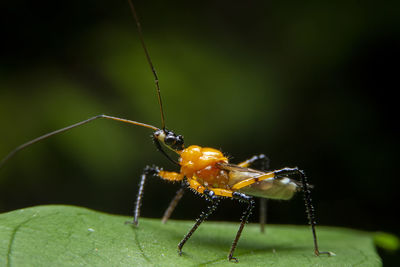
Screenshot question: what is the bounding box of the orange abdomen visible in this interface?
[179,145,229,188]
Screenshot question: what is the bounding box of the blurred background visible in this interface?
[1,0,399,264]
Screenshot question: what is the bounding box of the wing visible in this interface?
[217,162,299,200]
[216,162,263,176]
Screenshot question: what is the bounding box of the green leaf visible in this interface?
[0,205,381,266]
[374,232,400,252]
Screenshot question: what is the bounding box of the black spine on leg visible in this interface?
[177,190,220,255]
[228,192,255,262]
[298,170,317,245]
[273,167,332,256]
[298,169,323,256]
[126,165,160,226]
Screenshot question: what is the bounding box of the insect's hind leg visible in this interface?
[177,190,220,256]
[238,154,270,233]
[274,167,334,256]
[237,154,269,170]
[228,192,255,262]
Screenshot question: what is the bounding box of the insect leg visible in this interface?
[161,183,186,224]
[271,167,334,256]
[228,192,255,262]
[188,178,233,197]
[295,169,334,256]
[177,190,220,256]
[238,154,270,233]
[237,154,270,170]
[125,165,160,226]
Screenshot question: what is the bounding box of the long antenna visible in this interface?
[0,115,159,169]
[0,3,173,170]
[128,0,166,130]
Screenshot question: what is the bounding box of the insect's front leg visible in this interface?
[228,192,255,262]
[126,165,184,226]
[238,154,270,233]
[125,165,160,226]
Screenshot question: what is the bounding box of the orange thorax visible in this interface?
[179,145,229,188]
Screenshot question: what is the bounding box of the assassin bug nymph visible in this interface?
[0,1,334,262]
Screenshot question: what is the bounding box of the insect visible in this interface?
[0,0,334,262]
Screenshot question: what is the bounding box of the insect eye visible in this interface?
[171,135,184,150]
[164,135,176,145]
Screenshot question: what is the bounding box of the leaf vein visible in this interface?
[134,228,152,265]
[6,216,36,267]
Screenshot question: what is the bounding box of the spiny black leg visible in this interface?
[177,190,220,256]
[126,165,160,226]
[274,167,334,256]
[162,183,186,224]
[297,169,334,256]
[229,192,255,262]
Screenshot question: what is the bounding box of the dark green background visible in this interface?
[1,0,398,264]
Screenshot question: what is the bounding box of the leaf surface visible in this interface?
[0,205,381,266]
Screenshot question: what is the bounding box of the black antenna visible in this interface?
[0,115,160,169]
[127,0,166,130]
[0,2,175,170]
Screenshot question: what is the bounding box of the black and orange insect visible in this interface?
[0,1,334,262]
